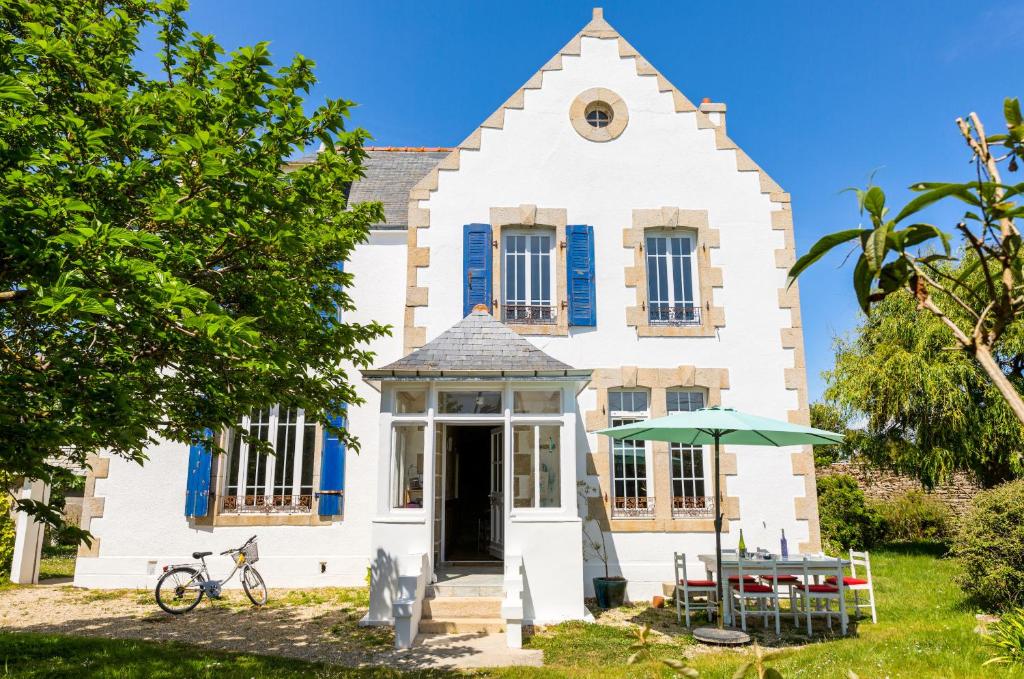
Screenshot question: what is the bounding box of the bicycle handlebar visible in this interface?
[217,535,257,556]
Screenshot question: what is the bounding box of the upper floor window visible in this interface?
[503,231,555,325]
[224,406,317,514]
[666,390,712,518]
[609,390,654,519]
[646,233,699,326]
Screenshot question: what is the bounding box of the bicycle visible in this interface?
[155,534,268,614]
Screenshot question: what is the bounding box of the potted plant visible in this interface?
[579,482,628,608]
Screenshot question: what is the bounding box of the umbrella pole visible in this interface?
[713,433,724,629]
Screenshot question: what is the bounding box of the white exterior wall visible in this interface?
[414,36,808,601]
[74,230,408,589]
[74,29,813,617]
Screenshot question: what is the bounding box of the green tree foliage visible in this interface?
[809,401,857,467]
[816,474,881,553]
[790,99,1024,425]
[0,481,14,575]
[824,288,1024,488]
[953,479,1024,612]
[0,0,388,538]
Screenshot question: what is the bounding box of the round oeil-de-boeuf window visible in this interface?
[570,88,628,142]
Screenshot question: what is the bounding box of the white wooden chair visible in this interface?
[759,571,802,626]
[826,549,877,623]
[673,552,716,627]
[795,557,848,636]
[731,558,781,635]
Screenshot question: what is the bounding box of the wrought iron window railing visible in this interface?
[504,304,556,325]
[671,495,715,519]
[648,304,701,326]
[611,496,656,519]
[221,494,313,514]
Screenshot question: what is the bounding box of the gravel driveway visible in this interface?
[0,581,396,667]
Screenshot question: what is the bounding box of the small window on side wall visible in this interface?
[392,425,425,509]
[394,390,426,414]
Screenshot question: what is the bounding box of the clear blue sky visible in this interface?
[141,1,1024,401]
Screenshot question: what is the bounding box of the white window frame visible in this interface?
[391,423,426,510]
[223,405,318,513]
[666,390,712,518]
[645,231,699,325]
[609,390,654,519]
[511,422,563,510]
[502,229,555,324]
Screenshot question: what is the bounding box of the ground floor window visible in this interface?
[392,424,425,509]
[512,424,561,509]
[667,390,712,518]
[224,406,317,513]
[609,390,653,518]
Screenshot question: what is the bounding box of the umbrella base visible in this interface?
[692,626,751,646]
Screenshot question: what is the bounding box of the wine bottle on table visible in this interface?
[737,528,746,558]
[780,528,789,559]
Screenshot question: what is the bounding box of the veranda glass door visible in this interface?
[489,426,504,559]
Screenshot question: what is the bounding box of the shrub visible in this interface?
[984,609,1024,666]
[953,479,1024,612]
[0,491,14,575]
[874,490,952,544]
[816,474,881,553]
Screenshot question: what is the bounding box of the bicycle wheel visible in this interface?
[155,566,204,614]
[241,565,268,606]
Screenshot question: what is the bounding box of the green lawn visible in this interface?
[502,543,1024,678]
[2,544,1023,678]
[0,633,453,678]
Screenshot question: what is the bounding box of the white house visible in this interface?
[26,9,819,648]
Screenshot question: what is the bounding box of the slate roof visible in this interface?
[348,148,451,228]
[364,308,589,378]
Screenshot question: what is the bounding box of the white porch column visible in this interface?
[10,478,51,584]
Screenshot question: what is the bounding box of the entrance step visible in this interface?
[419,617,505,634]
[423,596,502,619]
[431,568,503,598]
[429,582,504,597]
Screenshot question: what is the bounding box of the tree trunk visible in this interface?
[974,343,1024,425]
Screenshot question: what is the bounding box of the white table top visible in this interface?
[698,553,850,568]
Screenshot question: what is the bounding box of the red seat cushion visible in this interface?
[825,576,869,586]
[727,575,758,582]
[681,579,716,588]
[732,583,773,593]
[805,584,839,593]
[760,575,799,582]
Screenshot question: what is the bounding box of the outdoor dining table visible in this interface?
[697,553,852,627]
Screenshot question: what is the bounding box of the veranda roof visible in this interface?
[362,307,590,380]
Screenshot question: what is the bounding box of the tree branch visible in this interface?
[0,289,30,303]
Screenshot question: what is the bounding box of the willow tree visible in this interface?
[823,285,1024,488]
[0,0,387,537]
[791,99,1024,423]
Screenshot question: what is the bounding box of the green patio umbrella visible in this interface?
[597,406,843,632]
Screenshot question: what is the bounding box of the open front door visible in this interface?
[489,427,504,559]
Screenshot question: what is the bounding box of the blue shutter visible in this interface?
[463,223,493,316]
[185,430,213,517]
[318,410,346,516]
[567,225,597,326]
[318,257,347,517]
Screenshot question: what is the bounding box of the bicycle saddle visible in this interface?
[192,551,212,559]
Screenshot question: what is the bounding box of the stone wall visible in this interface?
[817,462,982,516]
